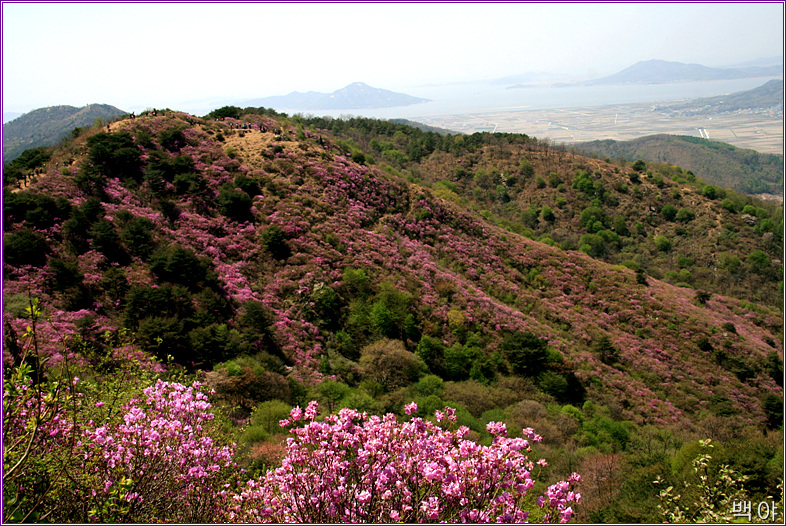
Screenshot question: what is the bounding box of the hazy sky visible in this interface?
[2,2,783,115]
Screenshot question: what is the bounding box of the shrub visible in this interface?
[653,235,671,252]
[660,204,677,221]
[579,233,606,258]
[746,250,770,273]
[701,185,719,199]
[229,401,581,523]
[3,365,236,523]
[76,380,236,522]
[675,208,695,222]
[572,171,595,195]
[250,400,293,435]
[632,160,646,172]
[721,199,737,213]
[655,440,748,523]
[358,339,425,392]
[579,206,605,231]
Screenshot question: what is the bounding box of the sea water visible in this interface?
[284,77,782,120]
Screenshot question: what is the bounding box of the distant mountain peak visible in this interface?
[244,83,430,111]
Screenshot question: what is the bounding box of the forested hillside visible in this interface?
[3,107,782,522]
[575,134,783,196]
[2,103,126,161]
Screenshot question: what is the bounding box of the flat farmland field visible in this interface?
[417,103,783,155]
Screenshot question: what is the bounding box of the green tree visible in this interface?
[261,225,291,260]
[3,229,50,266]
[632,160,646,172]
[218,183,253,222]
[358,339,425,392]
[500,332,547,377]
[86,132,142,182]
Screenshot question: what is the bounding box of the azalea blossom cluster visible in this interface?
[78,380,236,522]
[230,401,580,523]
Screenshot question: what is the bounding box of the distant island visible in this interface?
[243,82,430,111]
[580,59,782,86]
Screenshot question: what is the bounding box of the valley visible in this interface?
[416,101,783,155]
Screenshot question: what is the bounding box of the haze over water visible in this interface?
[281,77,783,122]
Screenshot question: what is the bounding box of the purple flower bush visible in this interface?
[4,352,579,523]
[229,401,580,523]
[77,380,236,522]
[3,365,237,522]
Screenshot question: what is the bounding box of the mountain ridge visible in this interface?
[2,103,127,161]
[571,59,782,86]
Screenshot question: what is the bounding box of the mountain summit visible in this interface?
[244,82,430,110]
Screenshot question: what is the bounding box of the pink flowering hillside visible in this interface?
[3,106,782,522]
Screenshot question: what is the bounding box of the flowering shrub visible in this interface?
[76,380,236,523]
[2,363,78,522]
[230,401,580,523]
[3,357,237,523]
